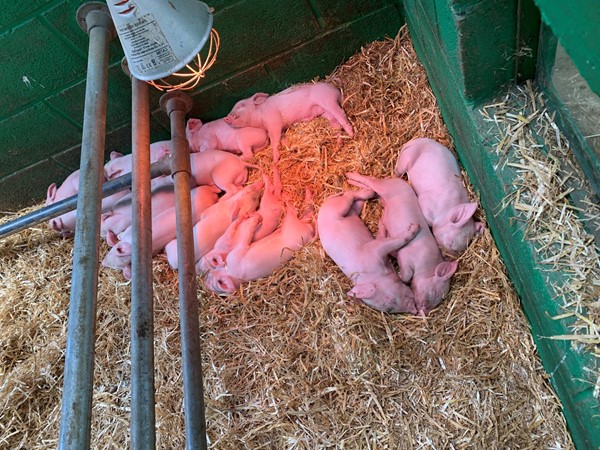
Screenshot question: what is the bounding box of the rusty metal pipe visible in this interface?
[0,158,171,241]
[160,91,207,450]
[58,4,114,449]
[127,61,156,449]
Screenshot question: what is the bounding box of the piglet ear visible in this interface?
[187,118,203,132]
[448,202,478,226]
[434,260,458,281]
[46,183,57,203]
[110,151,123,160]
[106,230,119,247]
[347,283,375,300]
[122,265,132,280]
[251,93,269,105]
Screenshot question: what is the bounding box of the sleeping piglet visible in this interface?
[224,82,354,163]
[346,172,458,316]
[102,184,220,279]
[101,175,183,245]
[198,167,283,272]
[46,169,128,238]
[395,138,484,254]
[103,140,171,180]
[164,179,264,270]
[186,118,268,160]
[203,197,316,295]
[189,149,258,198]
[317,188,418,314]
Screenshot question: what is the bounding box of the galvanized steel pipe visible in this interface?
[128,63,156,449]
[160,91,208,450]
[58,3,114,450]
[0,160,170,241]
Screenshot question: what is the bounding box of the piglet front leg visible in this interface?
[200,213,263,293]
[196,215,248,272]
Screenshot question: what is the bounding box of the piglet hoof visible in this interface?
[406,223,420,241]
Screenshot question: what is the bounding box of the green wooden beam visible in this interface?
[534,0,600,97]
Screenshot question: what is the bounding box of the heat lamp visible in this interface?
[107,0,220,91]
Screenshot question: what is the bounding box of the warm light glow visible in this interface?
[147,28,220,92]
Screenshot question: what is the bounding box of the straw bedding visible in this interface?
[0,27,573,449]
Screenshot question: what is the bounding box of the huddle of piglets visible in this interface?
[203,193,316,295]
[45,168,129,238]
[100,175,182,246]
[224,82,354,163]
[346,173,458,316]
[162,164,315,294]
[164,179,264,269]
[185,118,268,160]
[318,138,482,316]
[318,188,419,314]
[396,138,484,254]
[197,166,284,272]
[102,184,220,279]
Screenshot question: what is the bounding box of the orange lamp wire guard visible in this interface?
[107,0,218,91]
[147,28,220,92]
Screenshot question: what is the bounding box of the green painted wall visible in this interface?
[0,0,404,212]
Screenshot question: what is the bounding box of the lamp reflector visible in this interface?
[107,0,213,81]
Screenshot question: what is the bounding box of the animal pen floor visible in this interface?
[0,27,574,449]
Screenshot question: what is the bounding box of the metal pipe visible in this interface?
[127,60,156,449]
[59,3,114,450]
[0,157,172,241]
[160,92,208,450]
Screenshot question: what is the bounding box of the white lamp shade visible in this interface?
[107,0,213,81]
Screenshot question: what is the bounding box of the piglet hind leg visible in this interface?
[366,223,419,261]
[323,106,354,137]
[341,188,377,216]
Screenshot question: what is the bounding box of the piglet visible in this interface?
[395,138,484,254]
[318,188,418,314]
[101,175,182,245]
[186,118,268,160]
[46,169,128,238]
[198,167,283,272]
[224,82,354,163]
[203,196,316,295]
[346,172,458,316]
[189,149,258,198]
[104,140,171,180]
[164,180,264,269]
[102,184,220,279]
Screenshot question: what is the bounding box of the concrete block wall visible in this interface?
[0,0,404,212]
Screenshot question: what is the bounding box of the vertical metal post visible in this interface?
[59,3,114,450]
[160,92,208,450]
[125,58,156,449]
